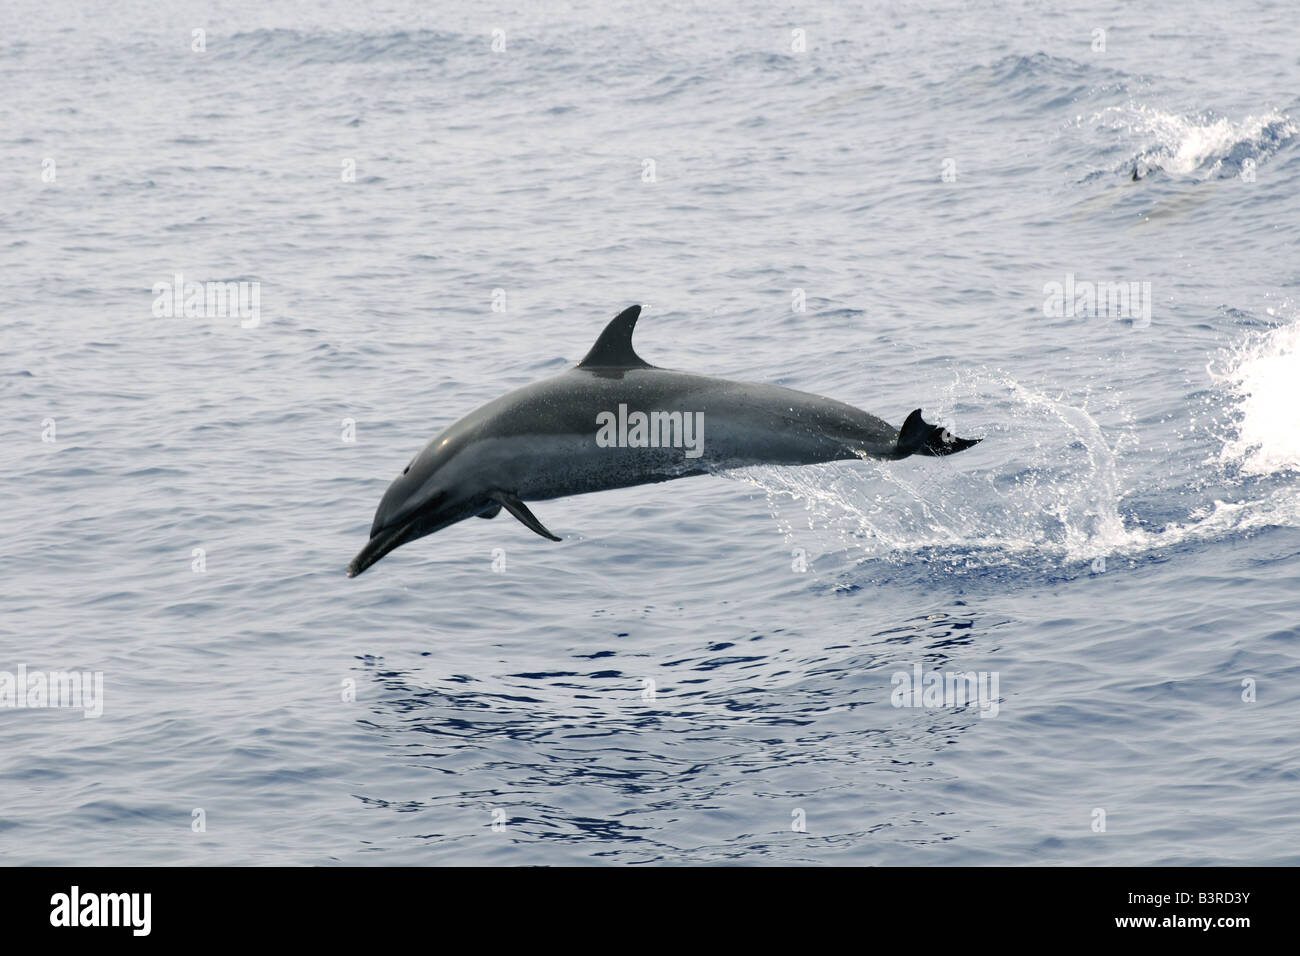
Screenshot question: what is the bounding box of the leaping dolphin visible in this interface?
[347,305,980,576]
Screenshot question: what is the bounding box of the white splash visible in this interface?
[1091,103,1295,179]
[727,373,1144,571]
[731,328,1300,579]
[1212,318,1300,475]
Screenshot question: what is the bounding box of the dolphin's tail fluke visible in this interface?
[896,409,981,458]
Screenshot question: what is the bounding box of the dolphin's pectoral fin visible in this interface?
[489,491,562,541]
[477,501,503,519]
[896,408,982,458]
[577,305,654,370]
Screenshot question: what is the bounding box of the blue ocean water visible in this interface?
[2,0,1299,865]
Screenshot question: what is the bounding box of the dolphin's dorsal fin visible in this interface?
[577,305,652,369]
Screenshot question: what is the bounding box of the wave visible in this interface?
[1092,103,1296,180]
[223,28,460,65]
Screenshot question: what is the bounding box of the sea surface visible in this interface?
[2,0,1299,865]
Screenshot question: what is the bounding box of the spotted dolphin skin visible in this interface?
[347,305,980,576]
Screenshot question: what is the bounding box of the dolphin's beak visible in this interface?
[347,516,418,577]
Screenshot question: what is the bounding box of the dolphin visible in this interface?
[347,305,980,576]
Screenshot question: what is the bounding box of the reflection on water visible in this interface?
[350,606,1002,863]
